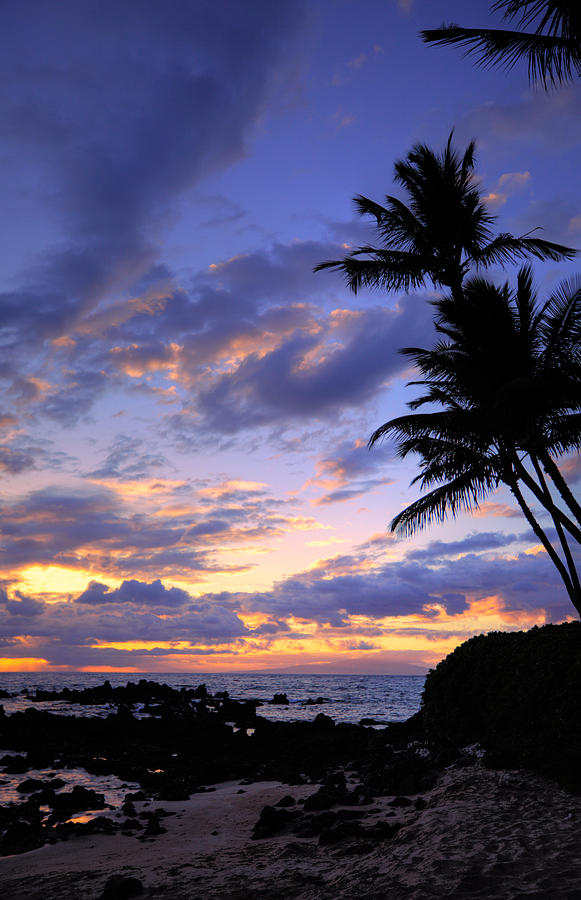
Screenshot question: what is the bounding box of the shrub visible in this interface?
[421,622,581,791]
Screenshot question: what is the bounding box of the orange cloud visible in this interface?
[474,502,521,518]
[0,657,52,671]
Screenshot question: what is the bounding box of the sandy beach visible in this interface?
[2,762,581,899]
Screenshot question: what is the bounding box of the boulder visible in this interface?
[101,874,144,899]
[268,693,289,705]
[252,804,301,839]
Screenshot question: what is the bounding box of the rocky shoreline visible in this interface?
[0,680,438,858]
[2,678,581,899]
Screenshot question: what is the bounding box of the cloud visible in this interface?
[461,85,581,152]
[0,0,308,420]
[76,579,191,608]
[189,289,433,435]
[0,440,63,476]
[0,476,321,579]
[406,531,532,561]
[1,590,43,617]
[0,219,435,439]
[306,439,394,505]
[483,171,531,209]
[0,518,575,668]
[86,435,170,482]
[232,525,576,626]
[0,589,249,650]
[473,502,523,519]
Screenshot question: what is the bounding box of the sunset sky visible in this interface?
[1,0,580,674]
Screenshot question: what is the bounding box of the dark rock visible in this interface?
[49,786,107,820]
[325,771,347,789]
[0,820,45,856]
[295,809,361,838]
[28,786,57,806]
[318,820,364,845]
[252,804,301,839]
[17,777,64,793]
[143,813,166,836]
[269,693,289,705]
[363,749,438,796]
[319,819,400,846]
[313,713,334,729]
[101,874,144,899]
[0,754,28,773]
[275,795,296,807]
[47,776,66,788]
[389,796,413,807]
[414,797,426,811]
[383,712,426,747]
[122,801,137,817]
[303,779,353,811]
[154,779,190,801]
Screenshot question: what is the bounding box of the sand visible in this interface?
[1,764,581,899]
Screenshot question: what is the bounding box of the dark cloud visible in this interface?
[86,434,169,482]
[230,526,579,625]
[308,439,395,505]
[0,427,74,478]
[1,591,43,617]
[193,293,433,434]
[406,531,532,561]
[0,0,308,414]
[76,579,190,608]
[461,84,581,153]
[0,590,249,650]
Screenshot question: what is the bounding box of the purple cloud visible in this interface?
[76,579,190,608]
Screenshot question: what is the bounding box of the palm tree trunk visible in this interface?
[511,455,581,545]
[509,476,581,617]
[530,454,581,606]
[538,449,581,528]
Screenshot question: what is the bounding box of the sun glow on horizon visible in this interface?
[13,565,114,598]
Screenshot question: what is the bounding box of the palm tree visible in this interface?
[315,134,575,303]
[369,267,581,615]
[422,2,581,89]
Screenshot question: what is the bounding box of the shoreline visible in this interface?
[3,675,581,898]
[2,763,581,899]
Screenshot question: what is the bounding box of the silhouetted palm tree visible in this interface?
[315,134,575,302]
[422,2,581,89]
[369,267,581,614]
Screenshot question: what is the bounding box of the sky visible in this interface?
[1,0,580,675]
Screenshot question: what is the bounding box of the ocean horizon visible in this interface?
[0,671,425,726]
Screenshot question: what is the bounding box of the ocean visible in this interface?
[0,672,425,725]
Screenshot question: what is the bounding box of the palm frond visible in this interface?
[390,469,494,537]
[314,248,432,293]
[421,23,581,86]
[544,412,581,455]
[352,195,390,223]
[539,275,581,366]
[471,233,577,268]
